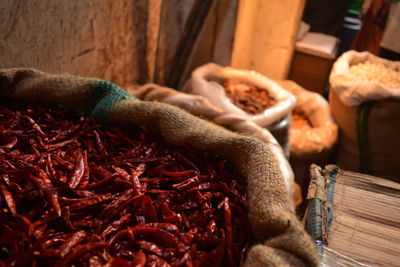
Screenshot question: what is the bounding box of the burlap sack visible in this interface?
[183,63,296,157]
[329,51,400,181]
[127,83,295,198]
[0,68,317,266]
[276,81,338,183]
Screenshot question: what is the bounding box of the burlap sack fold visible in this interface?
[127,83,295,198]
[0,68,317,266]
[329,51,400,180]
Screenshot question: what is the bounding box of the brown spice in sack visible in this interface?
[223,80,277,115]
[291,113,312,130]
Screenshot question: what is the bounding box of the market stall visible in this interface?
[0,0,399,266]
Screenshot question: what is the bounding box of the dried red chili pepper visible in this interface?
[28,170,61,217]
[20,114,47,139]
[0,135,17,150]
[223,197,234,266]
[0,103,251,267]
[60,242,108,266]
[78,150,89,188]
[67,193,112,211]
[100,214,133,238]
[68,150,84,189]
[57,230,87,257]
[0,183,17,216]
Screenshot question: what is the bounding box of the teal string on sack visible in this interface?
[89,79,136,121]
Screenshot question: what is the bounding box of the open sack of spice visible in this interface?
[182,63,296,157]
[329,51,400,181]
[0,68,317,266]
[127,83,294,199]
[276,81,338,183]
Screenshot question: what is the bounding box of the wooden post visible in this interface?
[231,0,305,79]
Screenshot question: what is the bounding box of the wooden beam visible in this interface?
[231,0,305,79]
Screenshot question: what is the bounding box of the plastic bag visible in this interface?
[277,80,338,182]
[316,241,371,267]
[183,63,296,156]
[127,83,295,199]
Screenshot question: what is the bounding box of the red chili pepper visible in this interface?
[113,167,130,180]
[59,196,81,203]
[0,104,251,266]
[71,219,96,229]
[93,129,106,156]
[77,150,89,188]
[189,182,247,207]
[68,193,112,211]
[173,201,198,212]
[101,213,132,238]
[135,240,164,257]
[52,154,74,170]
[101,193,145,225]
[21,216,34,237]
[45,154,57,181]
[1,183,17,216]
[57,230,87,257]
[109,226,182,250]
[20,114,47,139]
[139,177,175,184]
[170,252,192,267]
[29,139,41,157]
[145,162,173,176]
[61,206,76,231]
[223,198,234,266]
[0,135,17,149]
[132,250,146,267]
[43,233,70,249]
[141,223,179,235]
[88,256,102,267]
[172,175,211,191]
[129,163,145,194]
[146,254,171,267]
[182,227,198,246]
[108,256,132,267]
[1,174,21,192]
[133,195,157,222]
[68,150,84,189]
[60,242,108,266]
[46,125,79,143]
[98,189,135,219]
[159,169,198,178]
[71,190,96,198]
[29,169,61,217]
[174,152,199,172]
[83,171,121,189]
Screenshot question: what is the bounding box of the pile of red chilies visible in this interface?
[0,103,251,266]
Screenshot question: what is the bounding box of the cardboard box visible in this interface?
[305,165,400,267]
[289,33,339,95]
